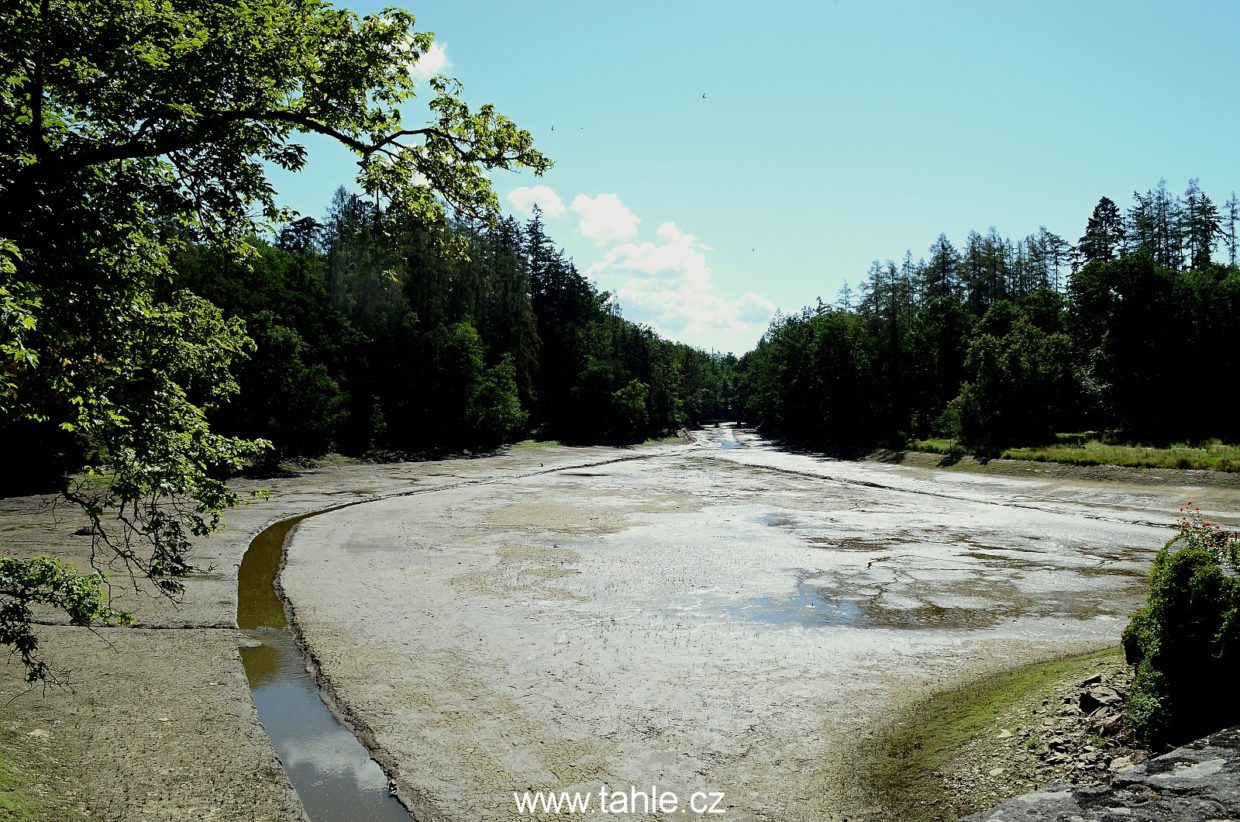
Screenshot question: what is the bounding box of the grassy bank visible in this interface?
[0,752,33,819]
[910,437,1240,472]
[854,647,1124,821]
[0,729,85,821]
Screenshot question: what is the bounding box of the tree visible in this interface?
[924,234,959,299]
[950,311,1077,450]
[1225,193,1239,267]
[0,0,549,680]
[1077,196,1126,265]
[1180,179,1222,269]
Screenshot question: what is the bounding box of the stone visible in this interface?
[1080,686,1123,714]
[963,726,1240,821]
[1079,673,1104,687]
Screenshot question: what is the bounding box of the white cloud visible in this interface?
[571,193,641,246]
[409,41,450,82]
[585,220,776,354]
[507,185,566,218]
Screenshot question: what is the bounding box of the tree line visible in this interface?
[736,179,1240,451]
[175,191,734,463]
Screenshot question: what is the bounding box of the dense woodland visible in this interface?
[175,191,735,462]
[735,180,1240,451]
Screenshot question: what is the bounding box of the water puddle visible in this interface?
[729,572,998,629]
[731,567,1133,630]
[238,515,409,822]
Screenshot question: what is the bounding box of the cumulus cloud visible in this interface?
[571,193,641,245]
[507,185,566,218]
[409,41,450,82]
[585,221,776,354]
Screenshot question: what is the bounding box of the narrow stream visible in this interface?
[237,514,410,822]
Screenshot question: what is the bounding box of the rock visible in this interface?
[1079,673,1104,687]
[1080,685,1123,714]
[26,728,52,739]
[997,729,1013,739]
[964,726,1240,821]
[1090,710,1124,736]
[988,766,1005,777]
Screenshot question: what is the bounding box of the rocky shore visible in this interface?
[964,725,1240,821]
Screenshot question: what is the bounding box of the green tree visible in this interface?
[1076,196,1126,265]
[609,379,651,442]
[468,354,527,448]
[950,309,1077,450]
[0,0,548,679]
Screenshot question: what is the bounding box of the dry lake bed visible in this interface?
[5,426,1240,821]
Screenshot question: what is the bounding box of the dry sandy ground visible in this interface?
[281,429,1240,822]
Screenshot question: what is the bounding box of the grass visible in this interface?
[0,738,49,822]
[0,752,32,820]
[909,436,1240,472]
[909,437,964,456]
[0,727,94,822]
[640,434,687,446]
[854,646,1122,822]
[509,438,563,449]
[1000,440,1240,472]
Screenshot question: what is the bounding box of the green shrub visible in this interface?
[1123,506,1240,747]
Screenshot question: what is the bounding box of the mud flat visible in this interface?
[280,428,1232,821]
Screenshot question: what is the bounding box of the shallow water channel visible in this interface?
[237,514,409,821]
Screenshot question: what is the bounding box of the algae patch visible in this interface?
[850,646,1123,821]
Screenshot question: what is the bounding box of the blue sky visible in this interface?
[270,0,1240,355]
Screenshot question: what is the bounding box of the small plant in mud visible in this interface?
[1122,503,1240,747]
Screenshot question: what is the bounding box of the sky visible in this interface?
[269,0,1240,355]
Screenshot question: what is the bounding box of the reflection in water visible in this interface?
[238,516,410,822]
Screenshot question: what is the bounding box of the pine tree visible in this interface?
[925,233,959,299]
[1181,178,1222,269]
[1225,193,1239,267]
[1077,196,1125,265]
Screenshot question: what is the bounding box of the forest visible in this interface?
[735,179,1240,453]
[173,192,735,463]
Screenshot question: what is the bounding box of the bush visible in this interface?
[1122,505,1240,746]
